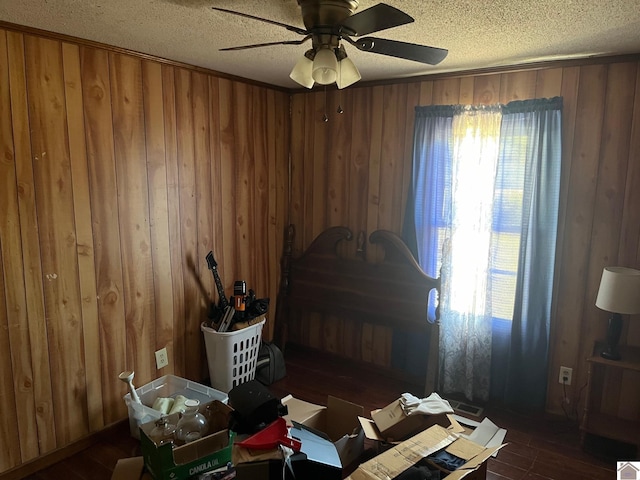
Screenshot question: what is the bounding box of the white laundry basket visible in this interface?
[201,317,266,393]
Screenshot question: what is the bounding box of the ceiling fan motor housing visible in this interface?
[298,0,358,31]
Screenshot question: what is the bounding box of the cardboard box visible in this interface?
[289,422,342,480]
[370,398,457,441]
[359,410,464,444]
[346,424,504,480]
[282,394,364,468]
[233,443,284,480]
[111,457,152,480]
[140,400,235,480]
[233,422,342,480]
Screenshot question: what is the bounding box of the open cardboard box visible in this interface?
[358,396,465,444]
[366,397,465,442]
[139,400,235,480]
[233,394,363,479]
[281,394,365,468]
[233,421,342,480]
[346,423,505,480]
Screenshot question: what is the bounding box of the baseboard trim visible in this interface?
[0,419,128,480]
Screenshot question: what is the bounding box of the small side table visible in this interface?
[580,342,640,452]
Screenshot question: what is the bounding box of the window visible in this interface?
[407,98,562,406]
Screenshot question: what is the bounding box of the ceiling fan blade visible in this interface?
[339,3,414,36]
[220,37,311,51]
[211,7,308,36]
[349,37,448,65]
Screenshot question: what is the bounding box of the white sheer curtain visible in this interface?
[439,106,502,401]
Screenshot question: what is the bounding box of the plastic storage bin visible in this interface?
[123,374,228,439]
[201,318,265,393]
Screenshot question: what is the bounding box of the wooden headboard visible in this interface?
[274,225,441,393]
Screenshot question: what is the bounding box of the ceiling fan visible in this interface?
[211,0,448,89]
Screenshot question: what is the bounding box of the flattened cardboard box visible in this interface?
[282,394,364,468]
[346,424,504,480]
[111,457,152,480]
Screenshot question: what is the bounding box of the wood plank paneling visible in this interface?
[175,68,200,380]
[110,52,156,386]
[378,84,408,233]
[62,41,103,433]
[9,30,57,454]
[26,34,88,445]
[0,29,31,470]
[581,63,637,372]
[193,71,213,379]
[552,65,608,406]
[326,89,351,228]
[233,82,253,279]
[473,75,500,104]
[192,71,213,316]
[301,93,316,248]
[1,27,290,475]
[142,60,175,376]
[252,85,270,316]
[499,70,537,103]
[3,43,42,462]
[2,21,640,474]
[208,75,224,309]
[365,85,384,262]
[311,90,328,240]
[162,65,186,376]
[217,78,237,295]
[81,46,128,425]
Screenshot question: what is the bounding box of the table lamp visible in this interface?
[595,266,640,360]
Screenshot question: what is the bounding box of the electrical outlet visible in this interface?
[559,366,572,385]
[155,347,169,369]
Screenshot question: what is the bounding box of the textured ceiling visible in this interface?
[1,0,639,89]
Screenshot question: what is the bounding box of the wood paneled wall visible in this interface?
[0,28,289,473]
[287,59,640,416]
[2,20,640,476]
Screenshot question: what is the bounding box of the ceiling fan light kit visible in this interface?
[290,54,315,88]
[212,1,448,89]
[290,45,362,89]
[336,56,361,89]
[312,47,339,84]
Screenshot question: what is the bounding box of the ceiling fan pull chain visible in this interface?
[323,86,329,122]
[337,62,344,114]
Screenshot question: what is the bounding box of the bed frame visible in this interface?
[274,225,441,393]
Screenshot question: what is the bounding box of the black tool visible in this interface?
[206,251,229,311]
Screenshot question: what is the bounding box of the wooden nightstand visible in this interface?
[580,342,640,452]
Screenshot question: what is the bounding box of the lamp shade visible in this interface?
[336,57,361,89]
[290,55,314,89]
[312,48,338,85]
[595,266,640,314]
